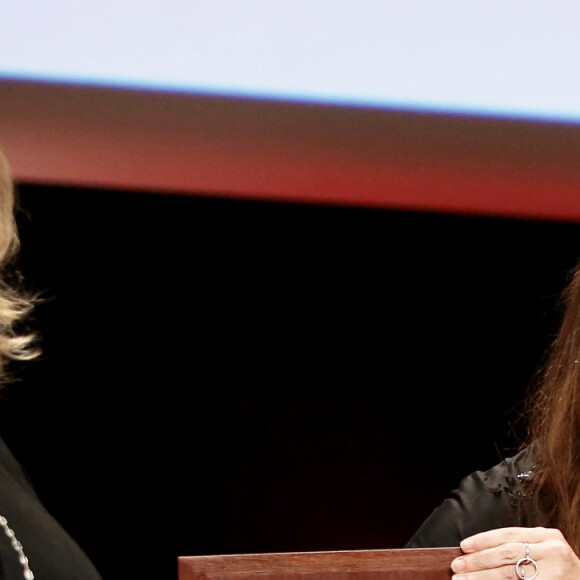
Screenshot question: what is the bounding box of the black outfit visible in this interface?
[407,449,535,548]
[0,437,102,579]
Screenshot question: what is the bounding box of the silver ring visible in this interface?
[516,542,539,580]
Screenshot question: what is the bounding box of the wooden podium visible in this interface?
[179,547,460,579]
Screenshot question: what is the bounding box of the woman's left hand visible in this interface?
[451,527,580,580]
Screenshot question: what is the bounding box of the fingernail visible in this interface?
[451,559,465,573]
[453,575,465,580]
[461,539,474,552]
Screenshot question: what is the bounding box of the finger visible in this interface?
[452,551,569,580]
[451,540,566,575]
[453,537,567,575]
[452,543,526,574]
[452,563,520,580]
[460,527,563,553]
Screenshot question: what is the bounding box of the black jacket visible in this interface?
[407,449,535,548]
[0,437,102,579]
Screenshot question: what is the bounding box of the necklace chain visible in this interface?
[0,516,34,579]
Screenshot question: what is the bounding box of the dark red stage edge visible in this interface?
[1,79,579,221]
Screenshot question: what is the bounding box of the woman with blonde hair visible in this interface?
[407,260,580,580]
[0,152,102,579]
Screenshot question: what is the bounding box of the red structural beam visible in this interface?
[1,79,580,221]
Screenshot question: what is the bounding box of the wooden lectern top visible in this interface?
[179,547,460,579]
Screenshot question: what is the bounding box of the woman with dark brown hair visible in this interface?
[407,262,580,580]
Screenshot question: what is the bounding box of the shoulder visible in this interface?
[0,436,103,579]
[0,437,37,496]
[406,449,534,548]
[481,448,534,507]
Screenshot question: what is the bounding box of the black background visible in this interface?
[0,183,578,579]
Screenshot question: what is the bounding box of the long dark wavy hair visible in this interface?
[527,259,580,554]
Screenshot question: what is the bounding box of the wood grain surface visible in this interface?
[179,547,461,579]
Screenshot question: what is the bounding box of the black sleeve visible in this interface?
[0,437,103,580]
[406,450,534,548]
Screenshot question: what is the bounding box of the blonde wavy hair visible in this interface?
[0,151,37,380]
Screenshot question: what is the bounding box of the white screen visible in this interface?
[2,0,580,123]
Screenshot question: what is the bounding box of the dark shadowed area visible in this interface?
[0,184,578,579]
